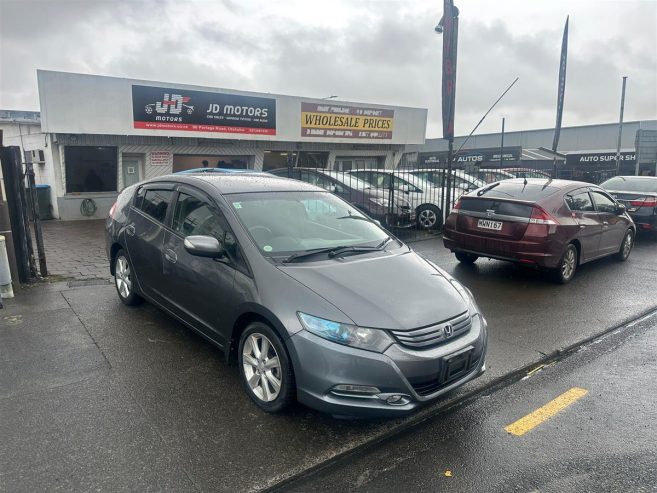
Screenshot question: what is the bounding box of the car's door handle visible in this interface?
[579,225,586,229]
[164,249,177,264]
[126,224,135,236]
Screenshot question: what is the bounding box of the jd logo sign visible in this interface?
[144,94,194,116]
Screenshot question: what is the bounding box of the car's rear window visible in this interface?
[475,182,559,202]
[459,197,534,218]
[601,177,657,193]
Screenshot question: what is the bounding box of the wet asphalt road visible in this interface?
[1,234,656,492]
[287,310,657,492]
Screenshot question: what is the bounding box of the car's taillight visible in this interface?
[528,206,558,225]
[524,206,558,239]
[452,199,461,211]
[629,197,657,208]
[109,202,117,219]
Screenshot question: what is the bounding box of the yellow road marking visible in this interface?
[505,387,588,436]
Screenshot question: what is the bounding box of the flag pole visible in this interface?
[615,76,628,176]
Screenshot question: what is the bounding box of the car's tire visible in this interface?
[615,229,634,261]
[416,204,443,230]
[238,322,295,413]
[552,243,578,284]
[113,249,143,306]
[455,251,478,264]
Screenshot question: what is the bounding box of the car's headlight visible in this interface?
[369,197,387,206]
[297,312,394,353]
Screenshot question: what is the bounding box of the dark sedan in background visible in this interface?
[443,179,635,283]
[269,167,414,228]
[601,176,657,232]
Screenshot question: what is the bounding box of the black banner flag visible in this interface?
[552,16,569,152]
[441,0,459,141]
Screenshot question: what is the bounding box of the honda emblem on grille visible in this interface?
[443,324,453,337]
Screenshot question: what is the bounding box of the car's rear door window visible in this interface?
[137,189,173,223]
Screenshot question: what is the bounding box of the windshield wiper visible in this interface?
[376,236,393,249]
[336,214,372,222]
[283,242,387,263]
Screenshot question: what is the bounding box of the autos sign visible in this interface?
[132,85,276,135]
[565,151,636,166]
[301,102,394,140]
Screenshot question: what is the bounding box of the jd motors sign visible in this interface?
[132,85,276,135]
[565,151,635,167]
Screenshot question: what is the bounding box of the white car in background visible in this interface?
[348,169,467,230]
[409,169,486,193]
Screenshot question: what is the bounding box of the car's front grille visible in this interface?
[389,311,471,350]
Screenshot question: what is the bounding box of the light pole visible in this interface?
[615,76,628,176]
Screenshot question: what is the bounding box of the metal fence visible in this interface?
[270,163,631,243]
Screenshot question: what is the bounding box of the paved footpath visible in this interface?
[41,219,109,281]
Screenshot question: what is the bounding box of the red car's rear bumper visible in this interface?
[443,228,561,269]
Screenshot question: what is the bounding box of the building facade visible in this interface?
[35,70,427,220]
[407,120,657,183]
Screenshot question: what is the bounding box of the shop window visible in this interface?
[172,154,250,172]
[334,156,383,171]
[65,146,117,193]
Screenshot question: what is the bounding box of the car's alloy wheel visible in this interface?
[238,323,295,413]
[242,333,282,402]
[554,244,577,284]
[114,250,142,306]
[416,205,442,230]
[617,230,633,261]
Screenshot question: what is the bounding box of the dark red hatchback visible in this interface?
[443,179,636,283]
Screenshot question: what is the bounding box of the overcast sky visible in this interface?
[1,0,655,137]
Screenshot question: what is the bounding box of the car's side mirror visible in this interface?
[616,203,627,215]
[183,235,226,258]
[324,185,339,193]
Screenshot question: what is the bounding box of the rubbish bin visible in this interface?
[35,185,53,220]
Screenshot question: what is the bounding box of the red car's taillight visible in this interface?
[109,202,117,219]
[528,206,558,225]
[629,197,657,208]
[524,206,559,238]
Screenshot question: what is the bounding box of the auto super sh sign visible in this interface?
[301,102,394,140]
[132,85,276,135]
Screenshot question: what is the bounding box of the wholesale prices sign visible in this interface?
[132,85,276,135]
[300,102,394,140]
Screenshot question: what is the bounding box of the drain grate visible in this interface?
[67,279,112,288]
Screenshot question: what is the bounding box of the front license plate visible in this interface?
[477,218,503,231]
[443,349,472,382]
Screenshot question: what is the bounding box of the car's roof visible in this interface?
[145,171,325,194]
[604,175,657,181]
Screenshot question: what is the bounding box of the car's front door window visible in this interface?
[590,191,617,213]
[172,192,226,239]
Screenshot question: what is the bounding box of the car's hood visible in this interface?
[277,250,468,330]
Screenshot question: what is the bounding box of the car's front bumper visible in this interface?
[286,314,487,417]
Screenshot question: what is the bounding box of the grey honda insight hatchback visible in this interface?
[106,172,487,417]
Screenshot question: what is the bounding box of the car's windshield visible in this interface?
[601,177,657,193]
[229,191,390,255]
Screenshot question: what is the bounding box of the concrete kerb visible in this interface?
[264,305,657,493]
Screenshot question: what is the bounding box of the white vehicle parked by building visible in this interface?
[348,169,468,230]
